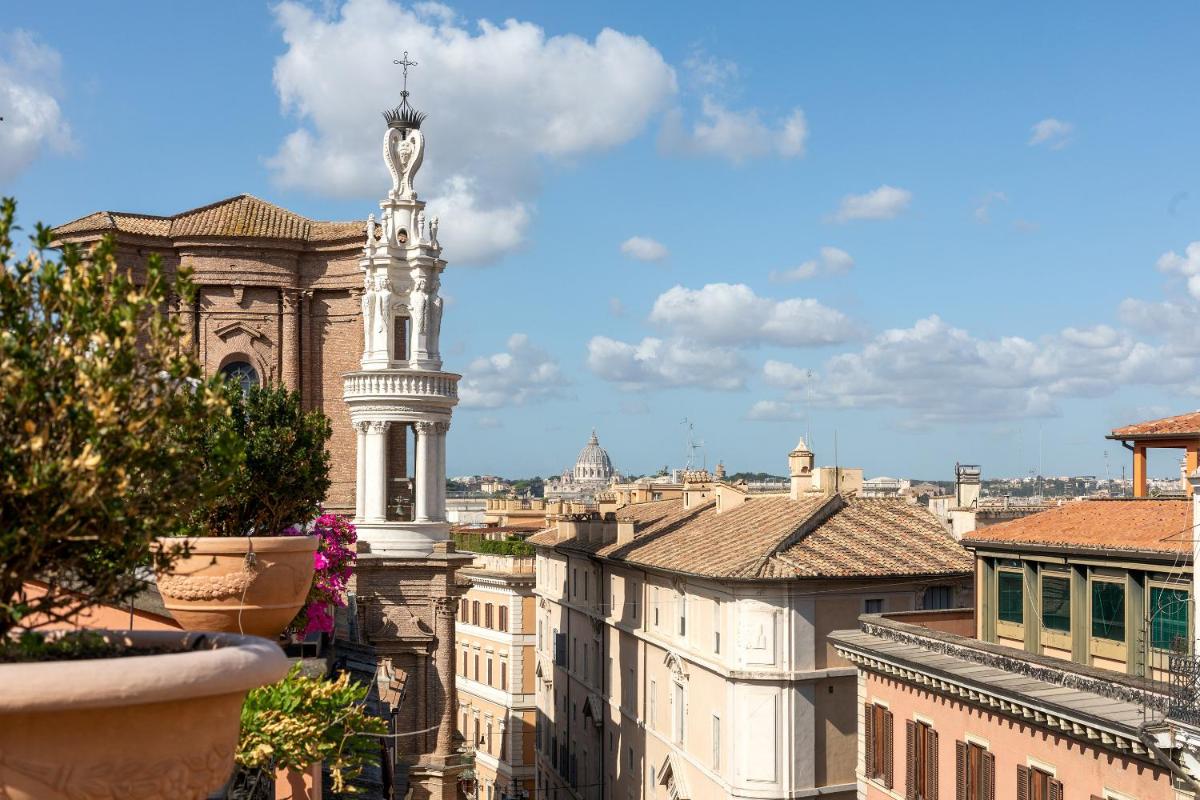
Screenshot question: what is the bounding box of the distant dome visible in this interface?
[573,430,614,482]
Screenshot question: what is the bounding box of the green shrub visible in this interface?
[0,198,240,637]
[188,383,332,537]
[452,533,535,557]
[238,664,387,793]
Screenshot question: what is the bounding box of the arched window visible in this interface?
[219,360,258,393]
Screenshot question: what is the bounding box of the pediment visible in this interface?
[658,753,690,799]
[213,320,272,345]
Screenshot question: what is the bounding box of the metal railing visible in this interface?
[1168,652,1200,728]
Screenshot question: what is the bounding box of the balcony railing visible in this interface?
[343,370,459,402]
[1168,653,1200,728]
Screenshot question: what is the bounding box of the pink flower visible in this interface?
[313,551,330,570]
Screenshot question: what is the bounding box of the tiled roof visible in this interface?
[529,494,971,580]
[1110,410,1200,438]
[962,498,1191,554]
[53,195,362,244]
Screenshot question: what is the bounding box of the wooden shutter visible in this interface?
[1016,765,1030,800]
[1048,779,1063,800]
[906,720,918,800]
[864,704,875,778]
[884,709,895,789]
[981,750,995,800]
[926,728,939,800]
[955,741,967,800]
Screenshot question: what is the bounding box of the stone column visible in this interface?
[415,421,435,522]
[364,421,391,520]
[433,421,450,522]
[281,288,300,391]
[433,596,458,759]
[178,292,198,356]
[355,421,368,519]
[300,290,313,402]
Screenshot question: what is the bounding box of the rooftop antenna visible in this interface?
[681,417,704,471]
[834,428,840,493]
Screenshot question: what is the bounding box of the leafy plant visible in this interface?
[188,384,332,537]
[288,513,357,636]
[237,664,387,794]
[452,533,534,557]
[0,198,240,638]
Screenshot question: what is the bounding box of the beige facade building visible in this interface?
[527,441,973,800]
[456,548,538,799]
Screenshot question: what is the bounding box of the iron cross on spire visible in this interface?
[393,51,418,100]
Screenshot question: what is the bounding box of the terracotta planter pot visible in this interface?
[155,535,318,638]
[0,630,288,800]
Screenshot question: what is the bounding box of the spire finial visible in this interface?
[384,51,427,131]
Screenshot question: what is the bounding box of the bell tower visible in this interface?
[789,437,814,499]
[345,52,458,556]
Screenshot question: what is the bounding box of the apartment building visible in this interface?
[528,441,973,800]
[831,491,1200,799]
[456,545,538,800]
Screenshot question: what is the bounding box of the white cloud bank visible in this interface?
[827,185,912,223]
[459,333,566,408]
[0,30,73,183]
[586,335,747,391]
[620,236,669,262]
[660,99,807,162]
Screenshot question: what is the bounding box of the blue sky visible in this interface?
[4,1,1200,481]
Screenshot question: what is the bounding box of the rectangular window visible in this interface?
[1018,764,1063,800]
[713,601,721,653]
[459,598,468,621]
[1092,579,1126,641]
[472,601,480,626]
[956,740,994,800]
[486,658,493,686]
[998,571,1024,624]
[1041,575,1071,632]
[673,682,685,744]
[654,588,660,626]
[584,573,589,600]
[923,585,954,610]
[632,584,638,620]
[905,720,937,800]
[573,568,577,597]
[498,606,508,632]
[864,703,893,788]
[1151,586,1189,652]
[649,680,656,729]
[583,643,590,681]
[473,654,479,681]
[679,594,687,637]
[712,714,721,769]
[485,603,493,628]
[500,661,507,690]
[865,598,885,614]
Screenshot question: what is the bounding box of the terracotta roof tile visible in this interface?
[962,498,1191,554]
[532,494,971,580]
[52,195,362,245]
[1110,411,1200,438]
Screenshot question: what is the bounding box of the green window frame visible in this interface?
[1150,586,1189,652]
[1091,579,1126,642]
[1041,574,1070,632]
[998,571,1023,624]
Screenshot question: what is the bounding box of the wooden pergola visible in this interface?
[1107,411,1200,497]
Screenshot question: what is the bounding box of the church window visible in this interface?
[393,315,408,360]
[219,360,258,394]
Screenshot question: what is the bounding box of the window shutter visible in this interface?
[1016,765,1030,800]
[1049,779,1063,800]
[926,728,939,800]
[982,751,995,800]
[864,704,875,778]
[906,720,917,800]
[955,741,967,800]
[884,710,895,789]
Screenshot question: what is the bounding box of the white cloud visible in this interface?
[827,185,912,223]
[648,283,858,347]
[586,335,746,390]
[620,236,669,262]
[682,49,738,89]
[269,0,677,264]
[659,98,807,162]
[459,333,566,408]
[1156,241,1200,299]
[745,400,804,422]
[1029,118,1073,149]
[0,30,74,183]
[771,315,1196,426]
[974,191,1007,223]
[771,246,854,282]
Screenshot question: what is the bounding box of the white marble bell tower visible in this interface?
[344,90,458,556]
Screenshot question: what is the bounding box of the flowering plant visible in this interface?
[288,513,356,636]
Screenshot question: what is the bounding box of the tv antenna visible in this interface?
[686,417,700,472]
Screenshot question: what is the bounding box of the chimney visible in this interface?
[617,519,636,546]
[789,437,814,500]
[955,463,981,509]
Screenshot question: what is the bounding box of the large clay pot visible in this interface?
[155,535,318,638]
[0,630,289,800]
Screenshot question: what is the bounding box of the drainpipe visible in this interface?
[1191,469,1200,658]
